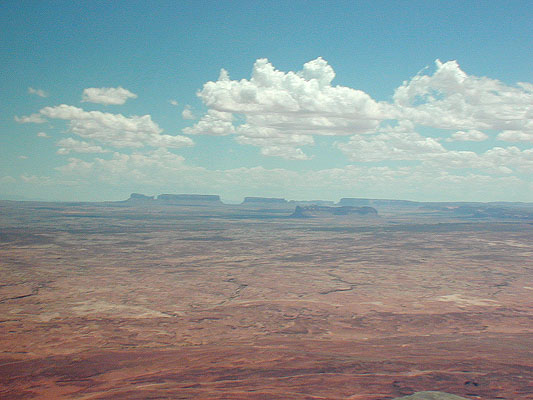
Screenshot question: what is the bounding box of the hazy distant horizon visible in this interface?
[2,191,533,206]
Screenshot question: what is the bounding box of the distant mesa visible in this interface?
[422,203,533,220]
[450,205,533,220]
[121,194,532,220]
[289,200,335,206]
[242,197,288,205]
[333,206,378,216]
[157,194,222,205]
[339,197,419,207]
[338,197,372,206]
[127,193,155,201]
[290,205,378,218]
[392,392,470,400]
[289,206,309,218]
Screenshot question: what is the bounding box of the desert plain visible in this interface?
[0,199,532,399]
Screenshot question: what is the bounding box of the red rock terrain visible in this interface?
[0,202,532,399]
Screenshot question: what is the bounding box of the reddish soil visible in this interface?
[1,202,532,399]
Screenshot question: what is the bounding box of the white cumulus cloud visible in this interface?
[448,130,488,142]
[497,129,533,143]
[182,105,195,120]
[56,138,110,155]
[82,86,138,105]
[337,119,533,176]
[28,87,48,97]
[185,57,533,161]
[337,121,445,162]
[421,146,533,175]
[15,113,46,123]
[183,109,235,135]
[186,57,392,159]
[39,104,193,149]
[259,146,311,160]
[338,131,445,162]
[236,130,314,160]
[393,59,533,132]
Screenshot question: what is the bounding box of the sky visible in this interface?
[1,1,533,203]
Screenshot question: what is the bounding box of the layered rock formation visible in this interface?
[440,204,533,219]
[242,197,288,204]
[289,200,335,206]
[127,193,155,201]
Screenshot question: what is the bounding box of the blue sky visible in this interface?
[1,1,532,202]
